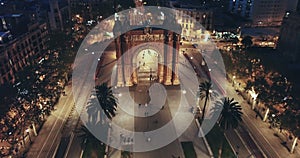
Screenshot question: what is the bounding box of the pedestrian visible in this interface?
[138,103,141,108]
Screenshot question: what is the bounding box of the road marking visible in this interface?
[64,132,75,158]
[226,80,280,158]
[37,90,74,158]
[188,88,196,96]
[46,94,75,158]
[242,112,280,158]
[234,129,252,155]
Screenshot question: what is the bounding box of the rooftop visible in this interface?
[241,27,280,37]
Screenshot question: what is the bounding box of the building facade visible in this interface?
[229,0,253,18]
[176,8,213,40]
[229,0,293,26]
[169,1,213,40]
[277,12,300,62]
[0,22,48,84]
[48,0,70,31]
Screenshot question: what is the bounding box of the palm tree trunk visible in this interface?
[201,96,209,123]
[290,137,298,153]
[263,108,269,122]
[32,122,38,136]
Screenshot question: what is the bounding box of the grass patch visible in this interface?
[181,142,197,158]
[206,125,235,158]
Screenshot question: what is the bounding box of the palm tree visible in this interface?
[212,97,243,158]
[95,83,118,120]
[76,123,105,158]
[77,123,98,147]
[198,81,218,123]
[214,97,243,130]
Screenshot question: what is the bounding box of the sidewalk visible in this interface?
[26,84,75,158]
[226,80,300,158]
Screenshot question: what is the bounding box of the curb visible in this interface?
[195,119,214,158]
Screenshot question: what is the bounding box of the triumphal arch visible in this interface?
[113,19,181,87]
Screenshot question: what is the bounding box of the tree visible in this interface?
[95,83,118,120]
[213,97,243,130]
[198,81,218,123]
[0,84,17,117]
[212,97,243,157]
[76,123,105,158]
[278,108,300,153]
[241,36,253,48]
[231,37,239,45]
[77,123,98,148]
[47,31,70,50]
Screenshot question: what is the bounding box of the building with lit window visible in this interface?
[169,1,213,41]
[229,0,298,26]
[229,0,253,18]
[0,22,48,84]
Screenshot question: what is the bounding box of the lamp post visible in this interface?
[270,114,277,129]
[236,145,240,158]
[149,68,152,86]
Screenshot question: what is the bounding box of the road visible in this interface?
[182,47,266,158]
[26,85,75,158]
[183,45,300,158]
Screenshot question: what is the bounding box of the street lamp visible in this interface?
[236,145,240,158]
[149,68,152,86]
[270,114,280,130]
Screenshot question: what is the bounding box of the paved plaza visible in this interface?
[107,83,211,158]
